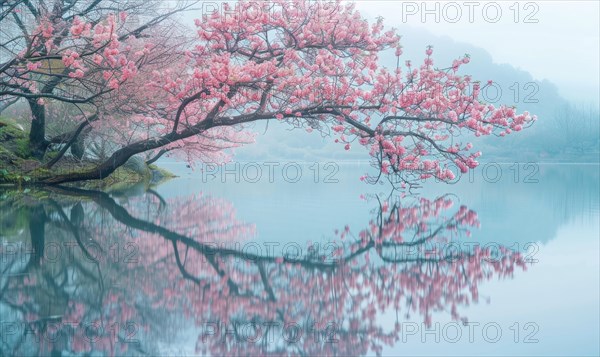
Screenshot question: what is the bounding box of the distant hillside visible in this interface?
[391,26,599,163]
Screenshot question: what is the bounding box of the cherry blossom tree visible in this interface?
[1,0,535,185]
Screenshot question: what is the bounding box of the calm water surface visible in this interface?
[0,163,598,356]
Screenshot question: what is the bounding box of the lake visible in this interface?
[0,163,598,356]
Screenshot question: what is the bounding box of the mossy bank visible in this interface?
[0,118,176,191]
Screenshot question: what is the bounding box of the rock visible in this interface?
[151,167,166,184]
[123,156,149,176]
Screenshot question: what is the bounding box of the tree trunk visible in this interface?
[36,90,240,184]
[71,134,86,159]
[27,99,49,158]
[40,124,207,184]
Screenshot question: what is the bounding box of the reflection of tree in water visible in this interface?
[0,188,526,356]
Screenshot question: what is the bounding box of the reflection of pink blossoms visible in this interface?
[2,191,526,356]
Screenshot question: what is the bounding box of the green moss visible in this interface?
[0,125,24,140]
[30,167,52,178]
[78,166,151,191]
[0,119,27,143]
[0,118,32,161]
[0,144,20,165]
[109,166,149,184]
[43,150,60,161]
[14,137,31,158]
[0,118,26,140]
